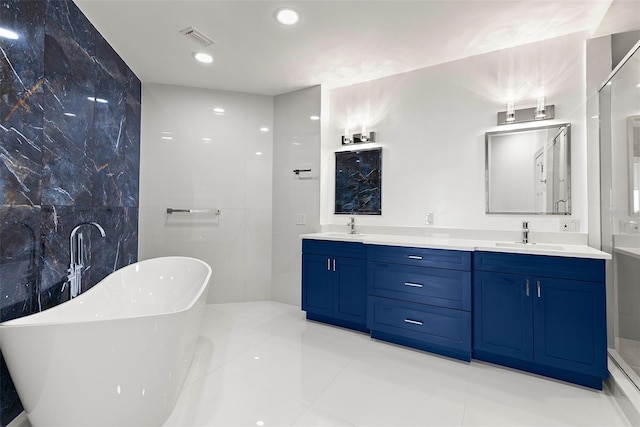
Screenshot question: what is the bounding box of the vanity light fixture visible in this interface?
[505,102,515,122]
[535,96,546,119]
[193,52,214,64]
[342,129,353,145]
[498,100,555,125]
[359,127,369,142]
[274,8,300,25]
[342,127,376,145]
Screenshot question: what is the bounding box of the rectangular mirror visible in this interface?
[486,123,571,215]
[628,116,640,214]
[335,148,382,215]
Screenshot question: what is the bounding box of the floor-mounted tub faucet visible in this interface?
[65,222,106,298]
[522,221,529,244]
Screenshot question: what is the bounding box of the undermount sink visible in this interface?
[322,232,367,239]
[494,242,566,251]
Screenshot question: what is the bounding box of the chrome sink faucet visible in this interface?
[522,221,529,244]
[65,222,106,298]
[348,216,356,235]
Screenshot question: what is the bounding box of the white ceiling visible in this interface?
[74,0,618,96]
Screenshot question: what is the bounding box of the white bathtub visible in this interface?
[0,256,212,427]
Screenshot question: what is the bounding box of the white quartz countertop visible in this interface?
[301,232,611,260]
[614,246,640,260]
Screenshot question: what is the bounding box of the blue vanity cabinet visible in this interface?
[367,245,473,361]
[302,239,368,332]
[473,251,607,389]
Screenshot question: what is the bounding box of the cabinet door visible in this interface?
[302,254,333,317]
[473,271,533,361]
[334,257,367,325]
[533,278,607,376]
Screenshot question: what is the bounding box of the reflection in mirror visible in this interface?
[486,124,571,215]
[628,116,640,214]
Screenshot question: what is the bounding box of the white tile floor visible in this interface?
[163,301,631,427]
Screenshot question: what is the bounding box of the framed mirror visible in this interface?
[486,123,571,215]
[335,148,382,215]
[629,116,640,215]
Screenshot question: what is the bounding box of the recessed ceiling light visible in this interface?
[202,137,212,142]
[256,151,263,156]
[260,127,269,132]
[274,8,300,26]
[213,107,225,114]
[161,136,173,140]
[310,115,320,120]
[0,27,19,40]
[193,52,214,64]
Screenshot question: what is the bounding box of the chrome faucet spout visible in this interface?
[348,216,356,235]
[522,221,529,244]
[66,222,107,298]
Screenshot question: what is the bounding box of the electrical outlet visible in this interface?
[559,218,579,232]
[425,213,434,225]
[295,213,306,225]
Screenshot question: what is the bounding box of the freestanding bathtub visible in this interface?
[0,256,212,427]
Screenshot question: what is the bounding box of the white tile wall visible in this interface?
[322,32,589,233]
[271,86,322,305]
[139,83,274,303]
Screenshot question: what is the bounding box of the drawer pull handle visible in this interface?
[327,259,331,271]
[525,279,530,296]
[404,282,423,288]
[537,280,541,298]
[404,318,423,326]
[407,255,423,260]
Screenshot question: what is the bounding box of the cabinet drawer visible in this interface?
[368,296,471,352]
[368,262,471,310]
[302,239,366,258]
[474,251,605,283]
[367,245,471,270]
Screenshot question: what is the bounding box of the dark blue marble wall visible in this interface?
[0,1,140,425]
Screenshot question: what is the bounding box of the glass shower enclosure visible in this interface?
[600,40,640,389]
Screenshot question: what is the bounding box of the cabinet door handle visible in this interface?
[537,280,541,298]
[404,318,423,326]
[327,258,331,271]
[404,282,423,288]
[525,279,530,296]
[332,259,336,272]
[407,255,423,260]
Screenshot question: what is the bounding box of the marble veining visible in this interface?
[0,1,141,425]
[0,1,45,207]
[335,148,382,215]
